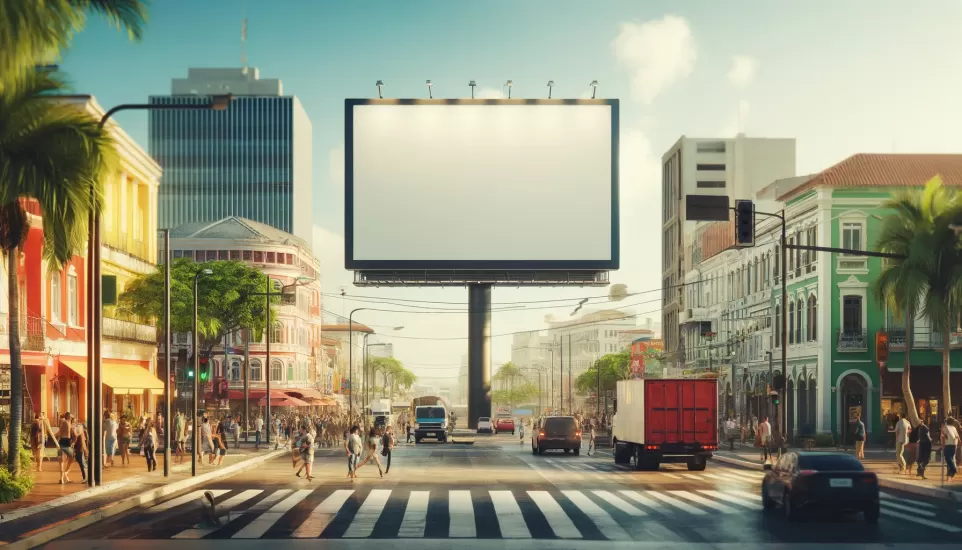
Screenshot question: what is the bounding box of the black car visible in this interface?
[532,416,581,455]
[762,451,880,523]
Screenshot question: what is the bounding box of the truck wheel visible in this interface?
[687,458,707,471]
[613,441,632,464]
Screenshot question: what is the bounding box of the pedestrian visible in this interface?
[255,415,264,450]
[142,418,158,472]
[57,412,75,483]
[233,414,242,449]
[725,417,737,451]
[853,414,866,460]
[213,418,228,466]
[587,422,596,456]
[345,425,362,481]
[519,422,525,445]
[118,415,132,466]
[201,417,215,465]
[174,412,186,464]
[942,418,959,480]
[103,412,118,468]
[895,412,910,473]
[72,419,89,483]
[406,422,412,444]
[756,416,772,463]
[917,421,932,479]
[355,426,384,478]
[296,425,316,481]
[381,426,395,474]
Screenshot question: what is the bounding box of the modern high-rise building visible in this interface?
[149,68,313,246]
[661,134,796,367]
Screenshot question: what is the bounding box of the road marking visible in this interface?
[880,491,938,509]
[561,490,630,541]
[697,490,763,510]
[704,473,735,482]
[232,489,312,539]
[149,490,230,513]
[881,508,962,532]
[682,474,702,480]
[292,489,354,539]
[725,489,763,503]
[489,491,531,538]
[661,473,684,479]
[711,472,757,483]
[636,490,707,515]
[343,489,392,538]
[880,500,937,517]
[172,490,263,539]
[669,490,739,513]
[591,490,646,516]
[448,490,476,538]
[527,490,582,539]
[171,489,290,539]
[718,469,764,480]
[396,490,429,538]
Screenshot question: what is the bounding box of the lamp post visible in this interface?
[161,229,172,477]
[87,94,231,487]
[191,268,213,477]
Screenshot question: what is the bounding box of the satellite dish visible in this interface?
[609,284,629,302]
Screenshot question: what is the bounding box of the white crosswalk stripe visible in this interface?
[343,489,391,538]
[233,489,312,539]
[489,491,531,538]
[172,490,264,540]
[448,490,476,538]
[697,490,763,510]
[528,490,582,539]
[562,490,631,541]
[397,490,430,538]
[170,489,290,540]
[292,489,354,539]
[149,489,230,513]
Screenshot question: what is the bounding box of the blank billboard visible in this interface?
[345,99,619,271]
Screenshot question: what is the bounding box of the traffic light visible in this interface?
[186,367,195,379]
[199,356,210,382]
[734,199,755,247]
[770,391,780,406]
[772,373,785,391]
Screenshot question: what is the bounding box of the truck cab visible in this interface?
[414,405,448,443]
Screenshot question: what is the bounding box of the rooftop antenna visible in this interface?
[240,3,248,72]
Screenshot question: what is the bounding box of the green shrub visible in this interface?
[0,463,34,504]
[813,433,836,448]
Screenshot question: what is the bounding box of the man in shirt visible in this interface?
[942,418,959,480]
[725,417,737,451]
[895,413,911,472]
[757,416,772,463]
[255,415,264,450]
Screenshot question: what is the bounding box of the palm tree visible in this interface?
[0,69,117,474]
[874,176,962,422]
[0,0,148,86]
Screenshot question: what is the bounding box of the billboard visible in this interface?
[345,99,619,271]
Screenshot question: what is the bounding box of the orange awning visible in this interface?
[60,360,86,378]
[102,362,164,395]
[0,352,50,367]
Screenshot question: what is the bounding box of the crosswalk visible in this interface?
[122,483,962,540]
[530,459,767,484]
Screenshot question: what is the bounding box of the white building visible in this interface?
[661,134,796,368]
[168,216,326,406]
[368,342,393,358]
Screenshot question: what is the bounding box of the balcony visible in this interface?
[680,307,711,324]
[837,329,868,351]
[22,316,45,351]
[103,316,157,345]
[886,327,962,350]
[103,231,150,263]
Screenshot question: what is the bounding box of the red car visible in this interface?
[495,417,515,435]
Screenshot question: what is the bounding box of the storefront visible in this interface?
[881,367,962,440]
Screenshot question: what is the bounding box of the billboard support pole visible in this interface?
[467,284,492,430]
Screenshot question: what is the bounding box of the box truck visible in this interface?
[611,378,718,471]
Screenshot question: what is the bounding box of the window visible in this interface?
[774,305,781,347]
[242,250,252,261]
[271,322,284,343]
[842,295,863,333]
[266,251,276,263]
[696,181,726,188]
[696,163,726,171]
[229,360,241,381]
[230,250,241,260]
[254,251,264,263]
[796,299,804,343]
[808,296,817,341]
[249,360,262,382]
[218,250,229,260]
[287,362,295,381]
[206,250,217,261]
[789,302,795,344]
[270,360,283,382]
[842,223,863,253]
[50,271,62,321]
[67,272,78,325]
[696,142,726,153]
[195,250,206,261]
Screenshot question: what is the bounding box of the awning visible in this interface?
[258,395,309,407]
[60,360,87,378]
[1,352,50,367]
[283,388,325,401]
[102,362,164,395]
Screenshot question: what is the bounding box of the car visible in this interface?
[477,417,493,434]
[532,416,581,455]
[762,451,879,523]
[495,417,515,435]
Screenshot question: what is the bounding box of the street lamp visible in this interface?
[192,268,213,477]
[87,94,232,487]
[161,229,172,477]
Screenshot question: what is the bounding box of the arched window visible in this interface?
[774,303,781,347]
[788,301,795,344]
[287,361,295,381]
[808,295,817,341]
[229,360,241,381]
[270,360,283,382]
[50,270,62,321]
[796,299,804,343]
[249,360,262,382]
[212,359,221,377]
[271,322,284,344]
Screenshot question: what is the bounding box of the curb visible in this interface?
[711,453,962,502]
[4,449,286,550]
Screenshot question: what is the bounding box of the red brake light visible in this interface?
[859,476,877,484]
[539,431,545,437]
[576,431,581,437]
[798,469,817,476]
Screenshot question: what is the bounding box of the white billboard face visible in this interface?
[346,99,619,271]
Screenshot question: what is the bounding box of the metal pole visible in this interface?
[192,273,200,477]
[559,338,564,413]
[767,351,774,419]
[596,356,601,419]
[780,209,788,442]
[265,274,271,446]
[348,308,362,417]
[85,201,94,487]
[163,230,171,477]
[568,334,572,414]
[243,328,249,442]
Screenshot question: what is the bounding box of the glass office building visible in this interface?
[149,68,312,245]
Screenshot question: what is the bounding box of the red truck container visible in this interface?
[611,378,718,471]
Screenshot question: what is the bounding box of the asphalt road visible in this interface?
[43,434,962,549]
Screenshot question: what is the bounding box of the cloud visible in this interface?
[727,56,757,88]
[611,15,696,104]
[476,87,503,99]
[721,99,752,137]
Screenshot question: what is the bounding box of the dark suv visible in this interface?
[532,416,582,455]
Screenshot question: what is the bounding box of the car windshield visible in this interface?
[479,417,490,422]
[418,407,446,419]
[798,454,865,471]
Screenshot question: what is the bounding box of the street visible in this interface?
[42,435,962,549]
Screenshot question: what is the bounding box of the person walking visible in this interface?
[406,422,412,444]
[232,414,242,450]
[355,426,384,478]
[942,418,959,480]
[345,425,363,481]
[587,423,596,456]
[853,414,866,460]
[142,418,158,472]
[295,425,316,481]
[381,426,395,475]
[255,415,264,450]
[757,416,772,463]
[103,412,118,468]
[118,415,132,466]
[174,412,186,464]
[917,421,932,479]
[57,412,76,484]
[895,413,910,473]
[72,419,89,483]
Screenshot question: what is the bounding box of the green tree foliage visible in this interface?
[0,70,121,475]
[118,259,276,353]
[575,350,631,395]
[1,0,148,87]
[368,356,417,397]
[874,175,962,418]
[492,362,537,406]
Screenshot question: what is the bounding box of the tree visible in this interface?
[0,70,119,474]
[1,0,148,87]
[874,176,962,420]
[575,350,631,395]
[367,356,416,398]
[493,362,534,407]
[118,259,276,354]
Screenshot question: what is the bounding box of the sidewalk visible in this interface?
[713,445,962,501]
[0,443,286,549]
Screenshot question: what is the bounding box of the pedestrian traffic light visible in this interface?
[187,368,195,379]
[199,356,210,382]
[734,199,755,247]
[773,373,785,391]
[770,391,781,406]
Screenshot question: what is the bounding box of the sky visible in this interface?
[60,0,962,385]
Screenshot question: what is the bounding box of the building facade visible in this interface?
[661,135,796,369]
[167,216,326,410]
[150,68,313,246]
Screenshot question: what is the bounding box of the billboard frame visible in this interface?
[344,98,620,272]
